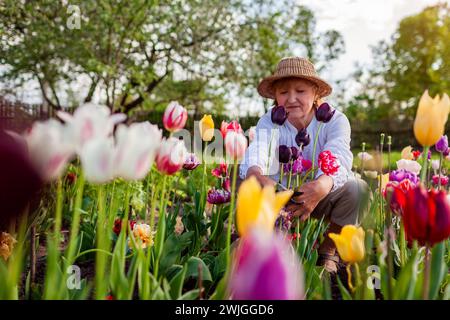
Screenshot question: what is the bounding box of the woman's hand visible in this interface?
[246,166,276,188]
[285,175,333,222]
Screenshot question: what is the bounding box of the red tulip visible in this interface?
[211,163,228,178]
[402,185,450,247]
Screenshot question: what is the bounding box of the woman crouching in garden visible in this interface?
[238,57,367,273]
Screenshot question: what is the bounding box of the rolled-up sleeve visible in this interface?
[315,113,353,192]
[239,114,278,179]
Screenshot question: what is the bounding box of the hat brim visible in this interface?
[257,74,332,99]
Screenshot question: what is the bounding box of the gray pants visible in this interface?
[310,178,369,226]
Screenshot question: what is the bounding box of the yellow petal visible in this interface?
[236,176,263,237]
[273,189,294,213]
[329,233,351,263]
[350,228,365,262]
[199,115,215,141]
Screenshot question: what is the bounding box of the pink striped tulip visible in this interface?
[155,137,187,175]
[163,101,188,132]
[225,131,247,161]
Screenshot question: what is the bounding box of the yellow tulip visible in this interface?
[400,145,414,160]
[236,176,293,237]
[329,225,365,263]
[199,114,215,141]
[413,90,450,146]
[0,232,17,261]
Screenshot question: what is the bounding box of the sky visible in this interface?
[229,0,449,117]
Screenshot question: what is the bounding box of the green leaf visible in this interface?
[186,256,212,282]
[169,267,187,299]
[393,250,418,299]
[429,242,446,300]
[336,276,353,300]
[178,289,200,300]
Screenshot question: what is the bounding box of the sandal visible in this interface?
[316,252,346,273]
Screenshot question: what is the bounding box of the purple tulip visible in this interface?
[229,228,304,300]
[290,146,300,160]
[271,106,289,126]
[435,135,448,154]
[275,209,294,232]
[278,145,292,163]
[389,169,419,185]
[315,102,336,123]
[444,147,450,157]
[295,128,310,148]
[0,130,43,230]
[207,188,231,204]
[183,153,200,170]
[283,157,303,175]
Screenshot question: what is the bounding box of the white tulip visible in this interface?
[357,152,373,161]
[396,159,422,175]
[25,119,75,181]
[114,122,162,180]
[57,103,126,152]
[364,170,378,179]
[79,137,116,183]
[431,159,440,171]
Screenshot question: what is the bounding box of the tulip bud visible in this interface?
[278,145,292,163]
[329,225,365,263]
[403,185,450,247]
[220,120,242,138]
[435,135,448,153]
[271,105,288,126]
[155,137,187,175]
[413,90,450,147]
[183,153,200,170]
[290,146,300,160]
[295,128,310,148]
[199,115,215,142]
[225,131,247,161]
[207,188,231,204]
[315,102,335,123]
[163,101,188,133]
[229,228,304,300]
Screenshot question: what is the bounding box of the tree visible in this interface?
[0,0,345,116]
[346,3,450,123]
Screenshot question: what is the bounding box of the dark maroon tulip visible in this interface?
[315,102,335,123]
[0,130,43,230]
[290,146,300,160]
[271,106,289,126]
[403,185,450,247]
[278,145,292,163]
[295,128,310,148]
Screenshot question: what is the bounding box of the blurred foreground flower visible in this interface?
[329,225,365,263]
[114,122,162,180]
[25,119,75,181]
[236,176,292,237]
[402,185,450,247]
[357,151,373,161]
[413,90,450,147]
[229,228,304,300]
[0,130,43,229]
[57,103,126,151]
[163,101,187,133]
[400,146,414,160]
[0,232,17,261]
[174,216,184,235]
[79,137,116,183]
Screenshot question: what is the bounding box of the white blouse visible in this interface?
[239,107,354,192]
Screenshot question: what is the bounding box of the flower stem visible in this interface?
[287,160,293,189]
[422,246,431,300]
[310,123,323,180]
[226,159,238,272]
[420,146,429,183]
[438,153,443,190]
[95,184,107,299]
[346,264,355,292]
[54,178,63,236]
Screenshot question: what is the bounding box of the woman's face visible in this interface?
[274,78,318,121]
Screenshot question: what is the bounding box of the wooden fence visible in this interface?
[0,96,51,132]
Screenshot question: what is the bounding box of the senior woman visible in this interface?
[238,57,367,273]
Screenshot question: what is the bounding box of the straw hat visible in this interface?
[257,57,332,99]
